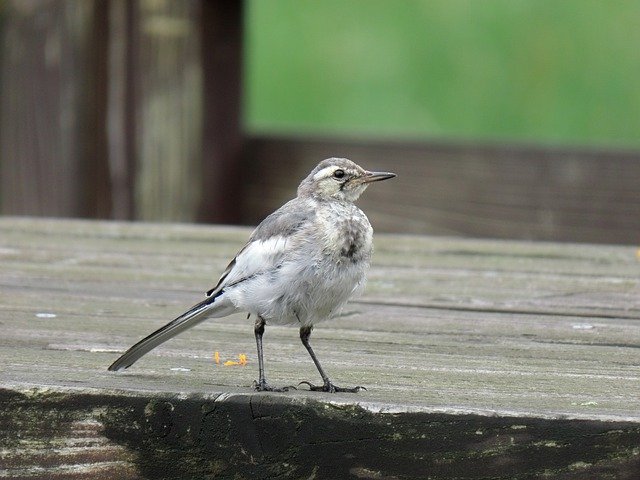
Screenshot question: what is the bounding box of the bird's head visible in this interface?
[297,158,396,202]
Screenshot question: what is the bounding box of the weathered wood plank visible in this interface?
[1,217,639,478]
[2,389,639,480]
[1,217,638,416]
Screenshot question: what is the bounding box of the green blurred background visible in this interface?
[245,0,640,147]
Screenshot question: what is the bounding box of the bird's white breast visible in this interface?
[224,202,373,327]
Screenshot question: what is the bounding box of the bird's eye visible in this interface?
[333,169,345,179]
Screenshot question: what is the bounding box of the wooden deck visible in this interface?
[1,217,639,479]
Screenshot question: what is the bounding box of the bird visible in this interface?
[108,158,396,393]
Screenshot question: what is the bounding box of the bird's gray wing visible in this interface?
[206,199,316,297]
[109,200,316,371]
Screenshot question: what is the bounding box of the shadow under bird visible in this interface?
[108,158,396,392]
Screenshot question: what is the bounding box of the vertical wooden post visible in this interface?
[79,0,112,219]
[106,0,137,220]
[132,0,204,222]
[198,0,245,224]
[0,1,111,218]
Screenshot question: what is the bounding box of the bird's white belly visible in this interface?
[225,255,368,327]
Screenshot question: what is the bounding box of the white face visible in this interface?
[311,165,369,202]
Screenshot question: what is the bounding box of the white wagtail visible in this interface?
[108,158,396,392]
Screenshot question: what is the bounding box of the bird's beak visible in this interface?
[362,170,397,183]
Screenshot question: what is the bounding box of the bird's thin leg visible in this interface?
[253,316,291,392]
[254,317,267,389]
[300,326,330,385]
[299,326,365,393]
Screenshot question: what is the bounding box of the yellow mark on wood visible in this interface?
[222,353,248,366]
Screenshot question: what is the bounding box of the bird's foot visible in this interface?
[299,380,366,393]
[253,379,296,392]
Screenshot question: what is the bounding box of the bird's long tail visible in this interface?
[108,294,232,371]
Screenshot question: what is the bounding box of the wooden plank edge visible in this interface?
[1,384,639,479]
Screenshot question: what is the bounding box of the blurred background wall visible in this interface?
[1,0,639,244]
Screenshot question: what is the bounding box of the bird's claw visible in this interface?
[298,381,366,393]
[253,380,297,392]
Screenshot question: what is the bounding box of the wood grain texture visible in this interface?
[0,2,106,218]
[1,217,639,479]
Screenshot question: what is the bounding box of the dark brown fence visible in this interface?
[0,0,242,223]
[1,1,638,245]
[243,136,640,244]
